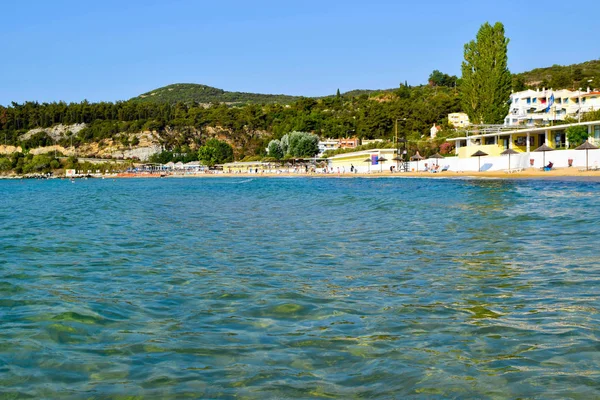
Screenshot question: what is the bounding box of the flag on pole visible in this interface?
[545,93,554,112]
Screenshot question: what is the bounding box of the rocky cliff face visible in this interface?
[10,123,271,161]
[19,123,87,142]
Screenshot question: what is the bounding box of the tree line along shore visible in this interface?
[1,22,599,177]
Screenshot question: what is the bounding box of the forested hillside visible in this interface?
[3,57,598,171]
[0,85,460,161]
[512,59,600,91]
[130,83,303,105]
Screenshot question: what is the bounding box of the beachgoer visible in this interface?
[350,164,354,172]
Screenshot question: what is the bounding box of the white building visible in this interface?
[448,112,470,128]
[506,88,600,126]
[361,139,385,145]
[317,139,340,157]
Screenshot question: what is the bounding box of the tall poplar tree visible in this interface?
[461,22,512,124]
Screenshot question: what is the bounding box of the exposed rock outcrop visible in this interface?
[19,123,87,142]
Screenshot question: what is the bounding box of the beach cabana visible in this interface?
[377,156,387,172]
[471,150,488,172]
[500,148,519,171]
[575,141,599,171]
[533,144,555,168]
[363,157,372,173]
[430,153,443,167]
[392,155,403,172]
[410,152,424,171]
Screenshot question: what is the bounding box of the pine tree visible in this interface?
[336,88,341,98]
[461,22,512,124]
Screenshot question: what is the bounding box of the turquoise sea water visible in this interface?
[1,177,600,398]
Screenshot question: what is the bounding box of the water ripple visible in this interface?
[1,177,600,398]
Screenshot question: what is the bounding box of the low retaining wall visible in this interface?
[405,149,600,172]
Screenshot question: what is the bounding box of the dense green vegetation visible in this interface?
[130,83,303,105]
[0,18,598,176]
[197,139,234,166]
[428,70,457,87]
[0,152,129,175]
[0,84,462,162]
[267,131,319,159]
[512,59,600,91]
[461,22,512,124]
[566,125,589,147]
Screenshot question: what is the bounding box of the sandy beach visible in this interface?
[113,167,600,180]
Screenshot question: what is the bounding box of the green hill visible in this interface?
[130,83,303,105]
[513,59,600,90]
[131,83,402,105]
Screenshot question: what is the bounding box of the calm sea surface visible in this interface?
[1,177,600,398]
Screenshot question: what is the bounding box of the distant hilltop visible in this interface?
[513,59,600,90]
[130,59,600,106]
[130,83,303,105]
[129,83,395,105]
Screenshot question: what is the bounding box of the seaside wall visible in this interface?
[405,150,600,172]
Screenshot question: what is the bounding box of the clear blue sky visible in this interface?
[1,0,598,105]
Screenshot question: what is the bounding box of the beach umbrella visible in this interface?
[500,148,519,171]
[471,150,488,172]
[363,157,372,173]
[430,152,444,167]
[533,144,555,168]
[575,141,599,171]
[410,152,424,171]
[392,155,403,172]
[377,156,387,172]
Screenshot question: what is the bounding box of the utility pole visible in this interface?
[395,119,399,170]
[578,88,582,123]
[395,118,406,171]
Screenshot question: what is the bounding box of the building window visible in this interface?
[564,98,569,104]
[595,126,600,140]
[526,98,531,104]
[533,98,537,103]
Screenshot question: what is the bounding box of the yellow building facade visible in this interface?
[328,148,399,172]
[451,121,600,158]
[448,112,470,128]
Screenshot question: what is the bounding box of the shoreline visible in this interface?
[4,167,600,181]
[122,167,600,180]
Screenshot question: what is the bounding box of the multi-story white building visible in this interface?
[317,139,340,157]
[505,88,600,126]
